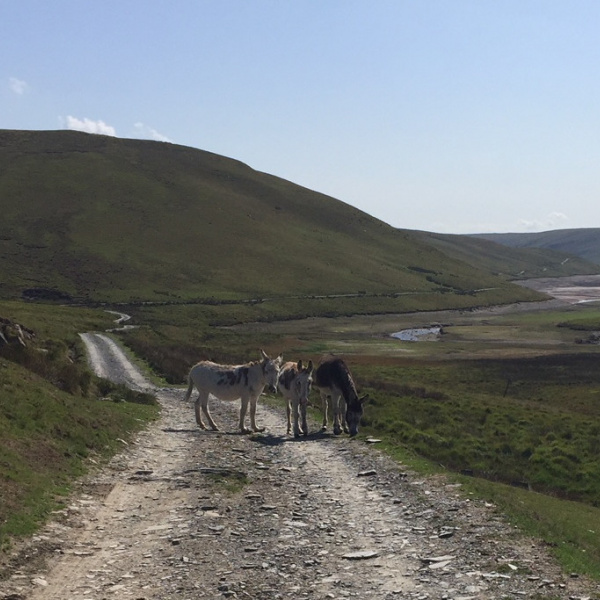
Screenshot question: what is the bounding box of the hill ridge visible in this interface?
[1,129,597,305]
[472,229,600,265]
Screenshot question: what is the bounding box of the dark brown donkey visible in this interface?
[314,357,369,436]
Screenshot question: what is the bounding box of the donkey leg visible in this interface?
[286,400,292,435]
[292,398,301,438]
[320,392,329,431]
[239,396,251,433]
[333,394,343,435]
[342,404,350,434]
[300,401,308,436]
[200,393,220,431]
[194,393,208,430]
[248,394,265,433]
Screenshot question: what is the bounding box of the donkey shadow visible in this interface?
[251,429,335,447]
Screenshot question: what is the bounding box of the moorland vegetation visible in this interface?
[0,302,157,548]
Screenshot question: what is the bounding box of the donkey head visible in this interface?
[261,349,283,393]
[345,394,369,437]
[295,359,313,406]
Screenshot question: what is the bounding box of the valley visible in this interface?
[3,129,600,595]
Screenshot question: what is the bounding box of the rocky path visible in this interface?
[1,334,598,599]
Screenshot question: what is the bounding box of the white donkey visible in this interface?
[277,360,313,438]
[183,350,283,433]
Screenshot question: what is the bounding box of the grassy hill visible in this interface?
[473,229,600,266]
[1,129,596,307]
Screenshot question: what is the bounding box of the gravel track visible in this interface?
[1,331,598,599]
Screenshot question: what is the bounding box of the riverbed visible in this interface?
[517,273,600,304]
[389,274,600,342]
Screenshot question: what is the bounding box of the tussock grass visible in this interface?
[0,301,158,549]
[356,352,600,506]
[0,358,157,546]
[462,477,600,579]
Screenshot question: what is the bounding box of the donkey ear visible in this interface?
[297,359,303,370]
[260,349,269,360]
[360,394,370,404]
[277,353,284,364]
[307,360,314,373]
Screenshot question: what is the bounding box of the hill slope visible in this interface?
[1,129,595,304]
[473,229,600,265]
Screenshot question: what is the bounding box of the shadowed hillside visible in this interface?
[473,229,600,265]
[415,231,600,279]
[1,129,595,305]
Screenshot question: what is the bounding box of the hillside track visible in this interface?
[1,335,598,599]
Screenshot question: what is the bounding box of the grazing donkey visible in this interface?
[183,350,283,433]
[277,360,314,438]
[314,357,369,437]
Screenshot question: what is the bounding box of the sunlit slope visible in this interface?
[0,129,572,303]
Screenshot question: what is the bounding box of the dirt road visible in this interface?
[1,332,598,599]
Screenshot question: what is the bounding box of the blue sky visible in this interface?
[3,1,600,234]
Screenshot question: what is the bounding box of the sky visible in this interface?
[3,1,600,234]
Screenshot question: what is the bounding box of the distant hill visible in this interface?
[414,231,600,279]
[472,229,600,266]
[1,129,597,305]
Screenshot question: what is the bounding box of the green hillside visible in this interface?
[1,129,594,306]
[473,229,600,265]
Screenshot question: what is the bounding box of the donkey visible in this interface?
[277,360,314,438]
[183,350,283,433]
[314,357,369,436]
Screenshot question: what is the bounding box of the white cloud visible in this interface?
[517,211,569,232]
[133,122,173,143]
[65,116,117,136]
[9,77,28,95]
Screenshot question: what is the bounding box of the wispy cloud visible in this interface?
[9,77,28,95]
[65,116,117,136]
[133,122,173,143]
[517,211,569,232]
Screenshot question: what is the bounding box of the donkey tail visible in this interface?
[182,376,195,402]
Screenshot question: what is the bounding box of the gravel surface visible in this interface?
[1,331,599,600]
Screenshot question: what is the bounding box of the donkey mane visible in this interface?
[337,360,358,401]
